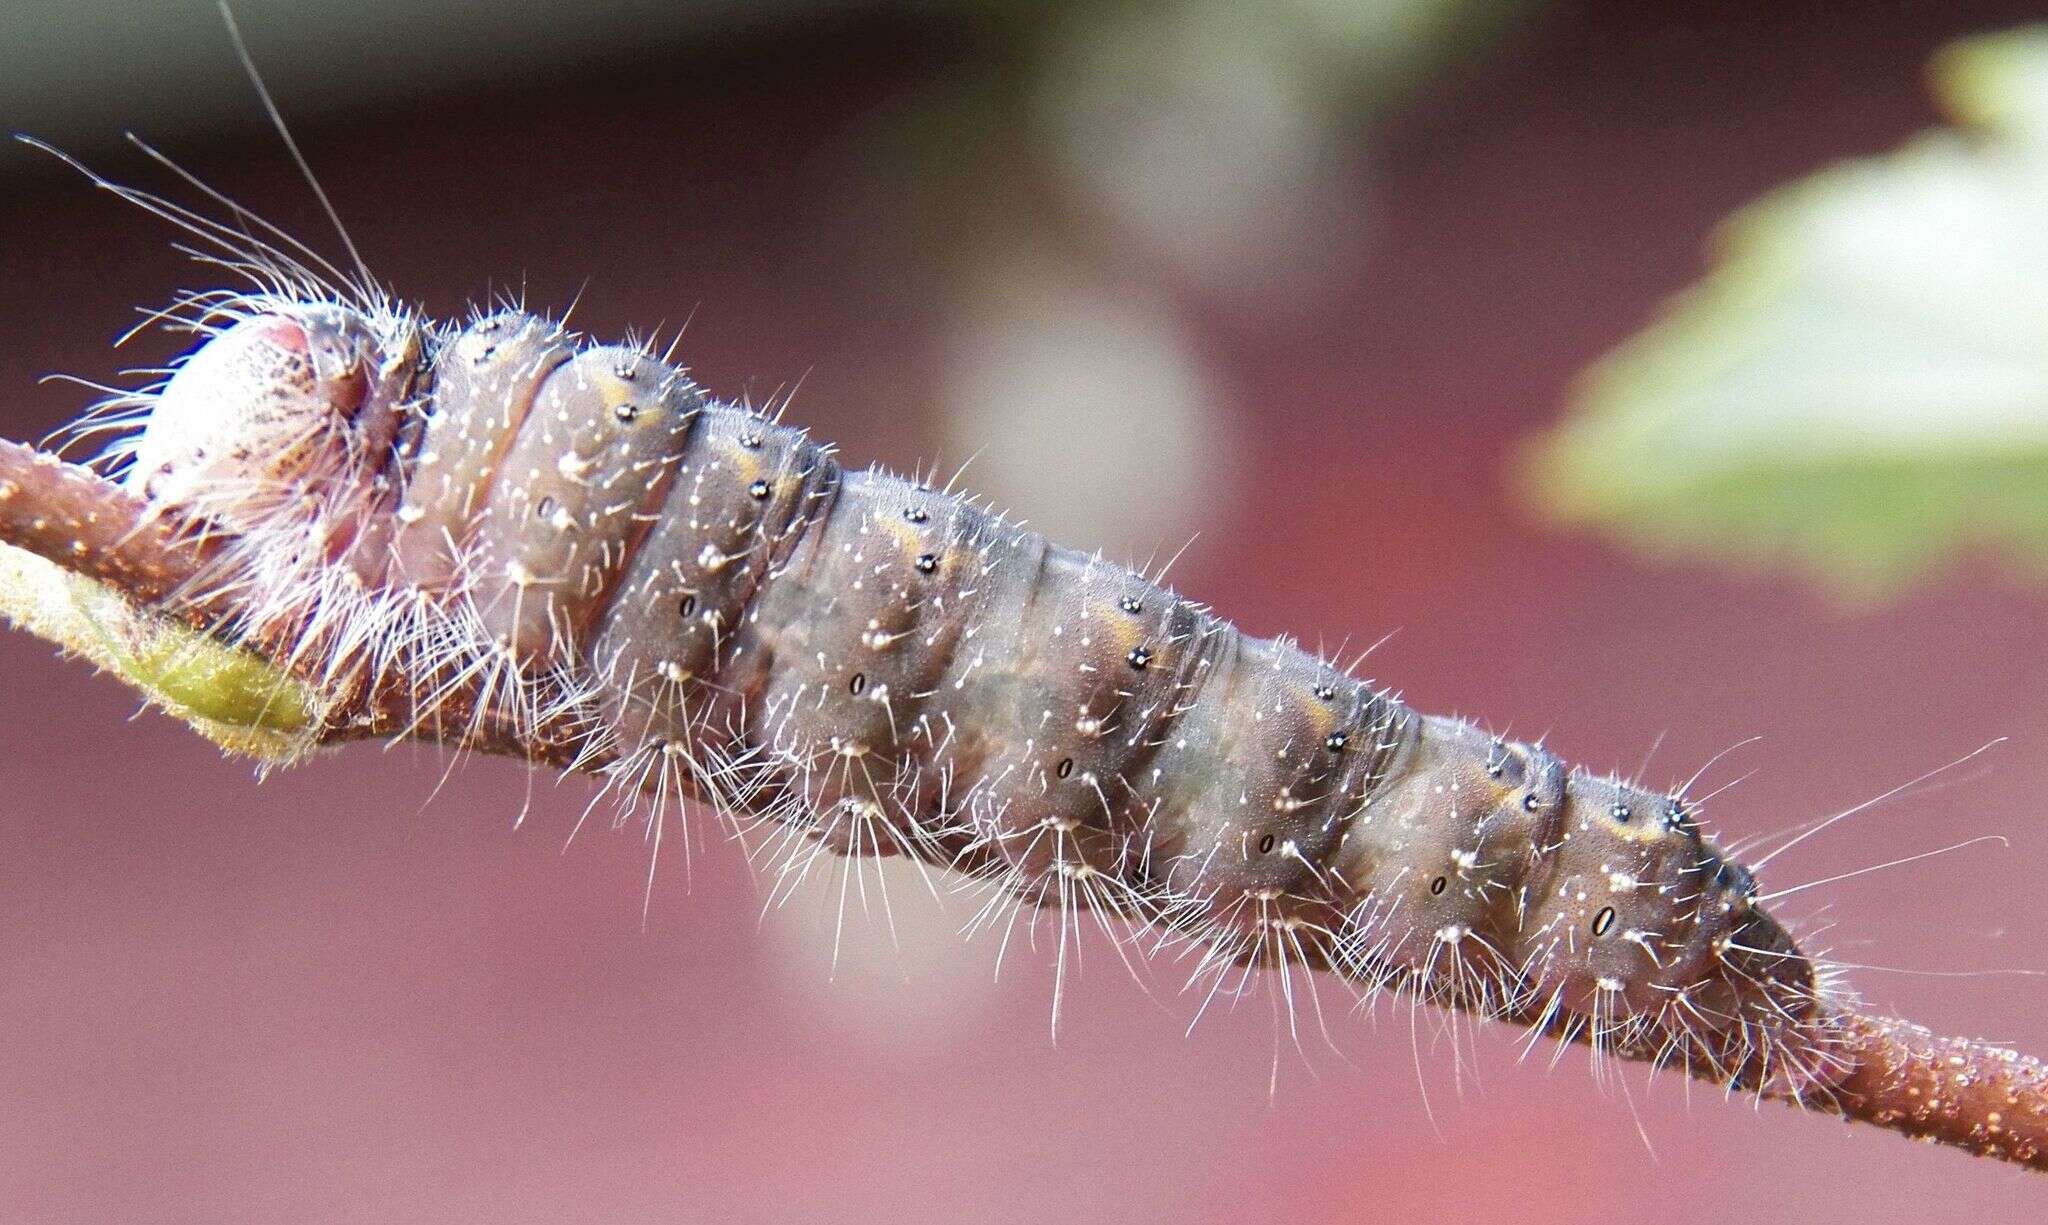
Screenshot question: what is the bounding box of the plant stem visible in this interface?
[1817,1012,2048,1169]
[0,439,220,622]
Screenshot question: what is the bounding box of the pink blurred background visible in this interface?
[4,0,2048,1220]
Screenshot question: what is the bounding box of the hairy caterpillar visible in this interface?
[4,40,2046,1176]
[26,181,1836,1111]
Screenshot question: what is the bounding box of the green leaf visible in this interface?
[1524,25,2048,597]
[0,541,321,761]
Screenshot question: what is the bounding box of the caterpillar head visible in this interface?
[126,300,422,533]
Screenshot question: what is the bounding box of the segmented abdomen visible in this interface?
[393,312,1416,917]
[106,297,1821,1095]
[347,308,1810,1081]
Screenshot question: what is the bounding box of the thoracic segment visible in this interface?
[136,304,1836,1095]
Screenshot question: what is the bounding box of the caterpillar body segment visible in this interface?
[460,343,703,662]
[104,296,1839,1101]
[387,312,574,593]
[590,398,839,774]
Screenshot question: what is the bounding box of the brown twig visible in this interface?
[0,439,221,623]
[1814,1012,2048,1169]
[3,435,2045,1172]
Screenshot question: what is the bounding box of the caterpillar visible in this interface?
[31,190,1834,1108]
[3,65,2045,1176]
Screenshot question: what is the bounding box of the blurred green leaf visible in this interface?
[1525,25,2048,596]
